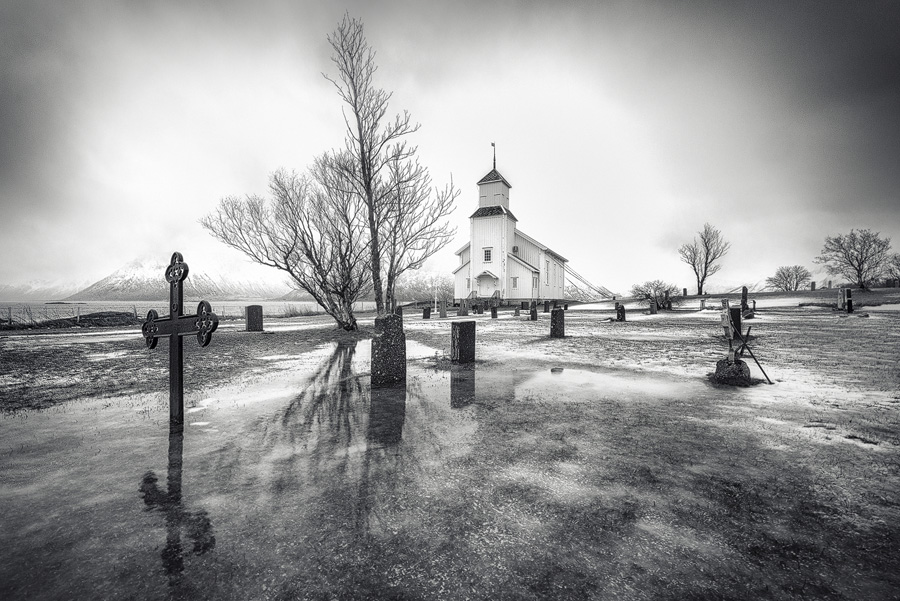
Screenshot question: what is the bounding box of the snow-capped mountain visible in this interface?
[0,280,93,302]
[64,257,293,301]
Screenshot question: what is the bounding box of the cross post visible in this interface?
[142,252,219,424]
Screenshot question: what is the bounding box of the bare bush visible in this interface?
[765,265,812,291]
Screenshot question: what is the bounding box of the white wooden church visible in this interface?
[453,162,568,305]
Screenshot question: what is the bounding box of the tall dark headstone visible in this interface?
[439,301,447,319]
[530,307,538,321]
[649,300,658,315]
[664,290,670,309]
[846,288,854,313]
[564,304,568,310]
[544,300,550,313]
[372,314,406,386]
[422,307,431,319]
[740,286,749,312]
[490,306,498,319]
[550,307,565,338]
[458,301,469,317]
[828,280,833,289]
[811,281,817,291]
[683,288,688,297]
[616,304,626,322]
[451,321,476,364]
[729,307,742,337]
[246,305,263,332]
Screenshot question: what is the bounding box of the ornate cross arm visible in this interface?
[142,301,219,349]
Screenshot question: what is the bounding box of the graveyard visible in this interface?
[1,288,900,600]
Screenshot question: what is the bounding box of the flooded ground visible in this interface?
[2,299,900,599]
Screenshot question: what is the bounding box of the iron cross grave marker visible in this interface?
[142,252,219,424]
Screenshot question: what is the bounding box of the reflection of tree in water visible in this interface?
[139,424,215,589]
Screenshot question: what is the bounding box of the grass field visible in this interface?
[1,289,898,600]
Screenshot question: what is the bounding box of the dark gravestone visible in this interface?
[246,305,263,332]
[530,307,538,321]
[741,286,749,312]
[490,306,497,319]
[141,252,219,425]
[544,301,550,313]
[458,302,469,317]
[451,321,476,364]
[649,300,658,315]
[666,300,672,311]
[664,290,670,309]
[439,301,447,319]
[371,314,406,386]
[811,281,816,291]
[828,280,833,289]
[564,304,568,310]
[683,288,688,297]
[472,304,480,315]
[550,307,565,338]
[616,305,626,322]
[729,307,742,337]
[521,301,529,309]
[751,299,756,311]
[846,289,854,313]
[514,307,520,316]
[395,306,403,317]
[422,307,431,319]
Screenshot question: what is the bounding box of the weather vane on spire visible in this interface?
[491,142,496,169]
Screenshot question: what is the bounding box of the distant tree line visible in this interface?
[626,225,897,301]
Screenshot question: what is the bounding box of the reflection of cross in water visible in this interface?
[142,252,218,424]
[139,424,215,587]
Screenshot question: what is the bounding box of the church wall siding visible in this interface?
[512,232,541,268]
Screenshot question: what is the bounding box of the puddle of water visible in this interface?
[0,339,709,599]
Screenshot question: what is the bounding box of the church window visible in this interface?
[545,260,550,284]
[484,248,492,262]
[533,276,538,290]
[511,277,518,289]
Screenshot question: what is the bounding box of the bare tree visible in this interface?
[765,265,812,292]
[679,223,731,295]
[887,254,900,282]
[813,229,892,290]
[380,156,458,311]
[629,280,681,307]
[323,14,456,316]
[201,169,371,331]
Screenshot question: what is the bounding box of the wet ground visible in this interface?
[2,299,900,600]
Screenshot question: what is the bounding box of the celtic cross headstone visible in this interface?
[141,252,219,424]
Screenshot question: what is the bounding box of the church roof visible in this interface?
[476,169,512,188]
[470,206,517,220]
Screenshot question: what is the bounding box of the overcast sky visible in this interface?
[2,0,898,294]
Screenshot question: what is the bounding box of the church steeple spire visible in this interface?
[491,141,496,169]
